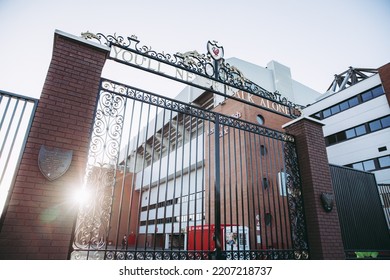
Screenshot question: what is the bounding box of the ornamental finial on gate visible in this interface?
[81,31,98,40]
[207,40,224,61]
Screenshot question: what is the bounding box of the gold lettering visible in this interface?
[271,102,279,111]
[260,98,267,108]
[277,104,288,114]
[247,93,255,103]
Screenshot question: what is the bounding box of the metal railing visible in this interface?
[329,165,390,256]
[378,184,390,230]
[0,90,38,221]
[70,79,308,260]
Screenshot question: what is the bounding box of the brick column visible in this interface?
[0,30,109,259]
[378,63,390,105]
[283,116,345,259]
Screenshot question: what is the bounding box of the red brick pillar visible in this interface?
[378,63,390,105]
[283,116,345,259]
[0,30,109,259]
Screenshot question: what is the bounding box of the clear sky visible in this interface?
[0,0,389,99]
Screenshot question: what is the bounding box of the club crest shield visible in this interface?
[207,41,224,61]
[320,193,334,212]
[38,145,73,181]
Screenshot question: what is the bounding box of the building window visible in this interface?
[348,96,359,108]
[345,128,356,139]
[322,108,331,118]
[361,91,373,102]
[256,114,265,125]
[313,112,321,120]
[262,177,269,189]
[369,119,382,132]
[310,85,384,120]
[379,156,390,168]
[339,100,349,111]
[355,125,366,136]
[351,162,364,171]
[326,134,337,145]
[362,160,376,171]
[335,131,346,142]
[330,105,340,114]
[265,213,272,226]
[325,115,390,146]
[260,145,267,156]
[345,154,390,172]
[381,116,390,128]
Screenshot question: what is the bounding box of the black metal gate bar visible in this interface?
[71,78,308,260]
[122,97,137,254]
[378,184,390,229]
[207,120,212,253]
[152,107,166,252]
[213,114,222,259]
[277,136,290,250]
[0,91,38,225]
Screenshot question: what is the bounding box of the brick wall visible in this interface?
[283,117,345,259]
[0,31,108,259]
[378,63,390,105]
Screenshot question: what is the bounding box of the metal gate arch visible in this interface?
[70,34,308,260]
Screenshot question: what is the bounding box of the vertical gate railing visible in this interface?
[70,78,308,260]
[0,90,38,222]
[378,184,390,230]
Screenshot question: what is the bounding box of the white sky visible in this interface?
[0,0,390,99]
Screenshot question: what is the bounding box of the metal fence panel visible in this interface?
[329,165,390,257]
[0,90,38,220]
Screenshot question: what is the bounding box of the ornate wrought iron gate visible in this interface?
[70,34,308,260]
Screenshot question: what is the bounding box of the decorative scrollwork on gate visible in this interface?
[284,141,309,259]
[82,32,303,118]
[218,114,295,142]
[71,87,126,260]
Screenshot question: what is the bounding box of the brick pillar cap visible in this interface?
[282,115,325,129]
[54,29,111,53]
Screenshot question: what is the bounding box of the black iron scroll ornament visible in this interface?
[81,32,304,118]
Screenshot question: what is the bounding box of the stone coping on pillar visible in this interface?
[282,115,325,129]
[54,29,111,53]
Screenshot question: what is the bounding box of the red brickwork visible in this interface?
[378,63,390,105]
[0,31,108,259]
[284,117,345,259]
